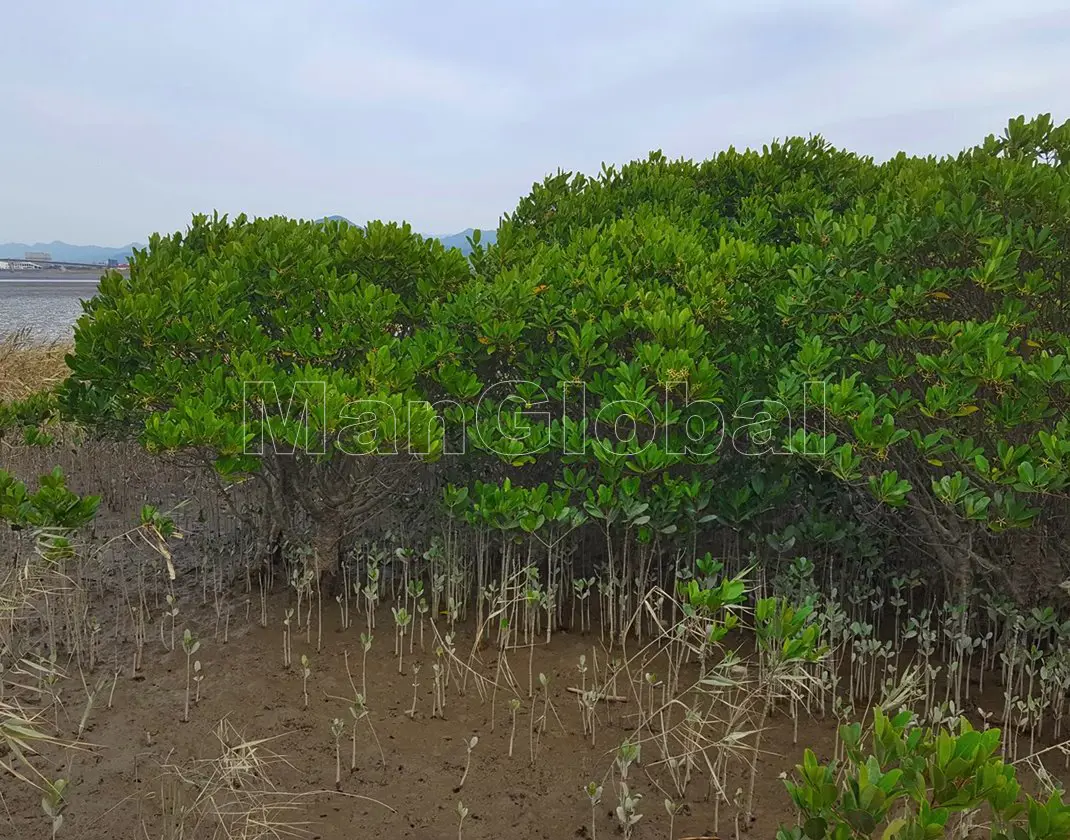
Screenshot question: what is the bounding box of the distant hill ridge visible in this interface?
[0,240,142,263]
[0,218,497,263]
[317,216,496,255]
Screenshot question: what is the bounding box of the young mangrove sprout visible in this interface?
[456,735,478,791]
[360,633,373,701]
[508,697,521,757]
[408,662,421,718]
[585,781,603,840]
[664,797,684,840]
[163,593,179,651]
[181,628,201,723]
[330,717,345,789]
[193,660,203,704]
[392,606,411,674]
[282,608,294,668]
[40,777,68,839]
[300,654,311,709]
[456,800,468,840]
[614,783,642,840]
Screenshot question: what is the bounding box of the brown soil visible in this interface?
[4,590,843,840]
[1,446,1065,840]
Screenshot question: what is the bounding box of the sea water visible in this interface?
[0,278,99,341]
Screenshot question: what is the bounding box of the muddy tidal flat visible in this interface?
[0,271,103,340]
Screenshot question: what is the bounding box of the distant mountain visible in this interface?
[0,221,498,264]
[314,217,497,256]
[0,240,140,263]
[437,228,497,255]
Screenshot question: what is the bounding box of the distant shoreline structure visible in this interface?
[0,269,110,281]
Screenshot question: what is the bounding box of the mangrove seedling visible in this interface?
[181,629,201,723]
[392,606,412,674]
[615,783,642,840]
[300,654,311,708]
[432,661,446,719]
[508,697,521,757]
[330,718,345,789]
[282,608,294,668]
[584,781,603,840]
[40,777,68,839]
[164,594,179,651]
[456,800,468,840]
[456,735,478,790]
[417,597,429,648]
[360,633,373,700]
[407,662,421,718]
[193,661,203,703]
[615,739,640,781]
[347,693,386,771]
[665,798,684,840]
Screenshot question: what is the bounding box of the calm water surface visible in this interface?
[0,277,99,341]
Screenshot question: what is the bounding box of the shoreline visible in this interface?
[0,270,106,281]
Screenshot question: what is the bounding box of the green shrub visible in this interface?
[456,113,1070,606]
[777,707,1070,839]
[54,116,1070,603]
[60,215,473,580]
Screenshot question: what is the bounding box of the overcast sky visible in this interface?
[1,0,1067,246]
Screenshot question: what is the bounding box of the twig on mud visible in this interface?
[566,686,628,703]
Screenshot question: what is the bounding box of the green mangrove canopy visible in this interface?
[52,114,1070,607]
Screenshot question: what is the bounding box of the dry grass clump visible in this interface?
[0,327,71,403]
[0,561,86,824]
[148,719,311,840]
[0,696,72,788]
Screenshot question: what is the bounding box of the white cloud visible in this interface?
[0,0,1067,243]
[656,0,1067,160]
[289,40,521,115]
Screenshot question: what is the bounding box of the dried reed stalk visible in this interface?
[0,327,71,403]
